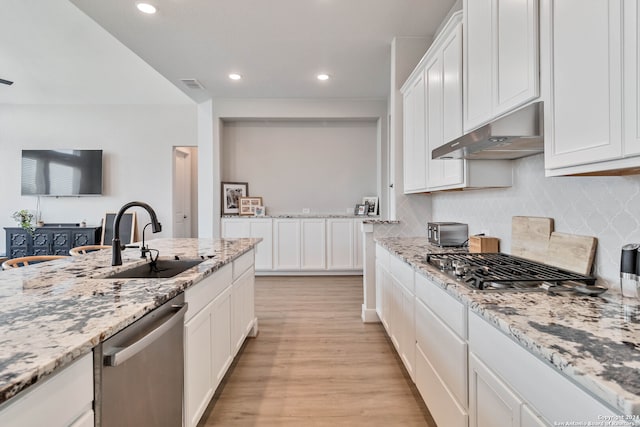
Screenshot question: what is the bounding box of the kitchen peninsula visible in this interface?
[375,237,640,427]
[0,237,261,426]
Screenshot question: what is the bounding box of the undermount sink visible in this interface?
[104,259,206,279]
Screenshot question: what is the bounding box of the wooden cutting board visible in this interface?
[511,216,554,263]
[544,232,597,275]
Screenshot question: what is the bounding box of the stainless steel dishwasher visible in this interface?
[94,293,187,427]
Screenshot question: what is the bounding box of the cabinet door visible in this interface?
[71,230,95,248]
[403,73,427,192]
[232,268,255,355]
[464,0,493,131]
[493,0,539,117]
[353,219,363,269]
[50,231,71,255]
[470,353,522,427]
[327,219,354,270]
[211,287,232,387]
[249,219,273,270]
[301,219,326,270]
[184,304,214,427]
[221,219,250,238]
[465,0,539,131]
[624,0,640,156]
[440,22,465,186]
[399,284,415,379]
[32,230,51,255]
[543,0,623,169]
[521,405,549,427]
[6,229,29,258]
[273,219,301,270]
[427,22,464,190]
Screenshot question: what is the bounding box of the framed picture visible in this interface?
[221,182,249,215]
[362,196,379,216]
[354,203,368,216]
[254,206,265,217]
[239,196,263,216]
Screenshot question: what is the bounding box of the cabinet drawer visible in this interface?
[233,250,254,281]
[416,298,467,407]
[415,344,468,427]
[185,263,232,321]
[415,273,466,338]
[389,254,414,293]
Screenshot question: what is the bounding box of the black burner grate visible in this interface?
[426,252,596,289]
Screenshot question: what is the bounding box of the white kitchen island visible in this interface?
[0,238,260,427]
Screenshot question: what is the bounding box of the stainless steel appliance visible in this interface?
[432,101,543,160]
[94,293,188,427]
[425,252,604,294]
[427,222,468,247]
[620,243,640,298]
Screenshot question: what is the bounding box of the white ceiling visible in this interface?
[1,0,457,104]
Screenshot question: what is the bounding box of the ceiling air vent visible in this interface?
[180,78,205,90]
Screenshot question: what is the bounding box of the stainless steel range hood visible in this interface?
[432,101,543,160]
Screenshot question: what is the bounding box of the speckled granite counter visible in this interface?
[223,214,383,219]
[0,237,260,406]
[376,236,640,417]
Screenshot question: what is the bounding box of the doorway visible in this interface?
[172,147,198,238]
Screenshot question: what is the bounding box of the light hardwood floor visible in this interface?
[198,276,436,427]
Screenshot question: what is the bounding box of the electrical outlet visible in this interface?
[302,208,310,214]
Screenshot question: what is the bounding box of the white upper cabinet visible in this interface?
[402,72,427,193]
[624,0,640,157]
[463,0,540,132]
[426,16,465,190]
[402,12,512,192]
[542,0,640,175]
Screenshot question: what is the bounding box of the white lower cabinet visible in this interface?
[301,218,326,270]
[414,273,468,427]
[469,311,618,426]
[273,219,301,270]
[470,353,523,427]
[221,218,273,270]
[222,217,364,273]
[0,353,94,427]
[327,218,353,270]
[184,251,256,427]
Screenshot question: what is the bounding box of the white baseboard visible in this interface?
[361,306,380,323]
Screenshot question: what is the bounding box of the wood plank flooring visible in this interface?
[198,276,436,427]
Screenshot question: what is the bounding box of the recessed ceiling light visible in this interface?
[229,73,242,80]
[317,74,330,81]
[136,3,157,14]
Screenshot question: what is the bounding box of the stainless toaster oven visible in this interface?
[427,222,468,247]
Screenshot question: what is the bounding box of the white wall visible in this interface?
[201,98,387,237]
[432,154,640,289]
[221,120,377,215]
[0,104,198,253]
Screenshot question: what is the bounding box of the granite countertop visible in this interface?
[0,237,261,406]
[376,236,640,417]
[222,214,385,219]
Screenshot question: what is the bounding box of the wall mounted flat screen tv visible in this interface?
[21,150,103,196]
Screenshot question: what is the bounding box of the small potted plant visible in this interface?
[12,209,35,235]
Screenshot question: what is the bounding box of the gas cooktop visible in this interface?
[425,252,604,294]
